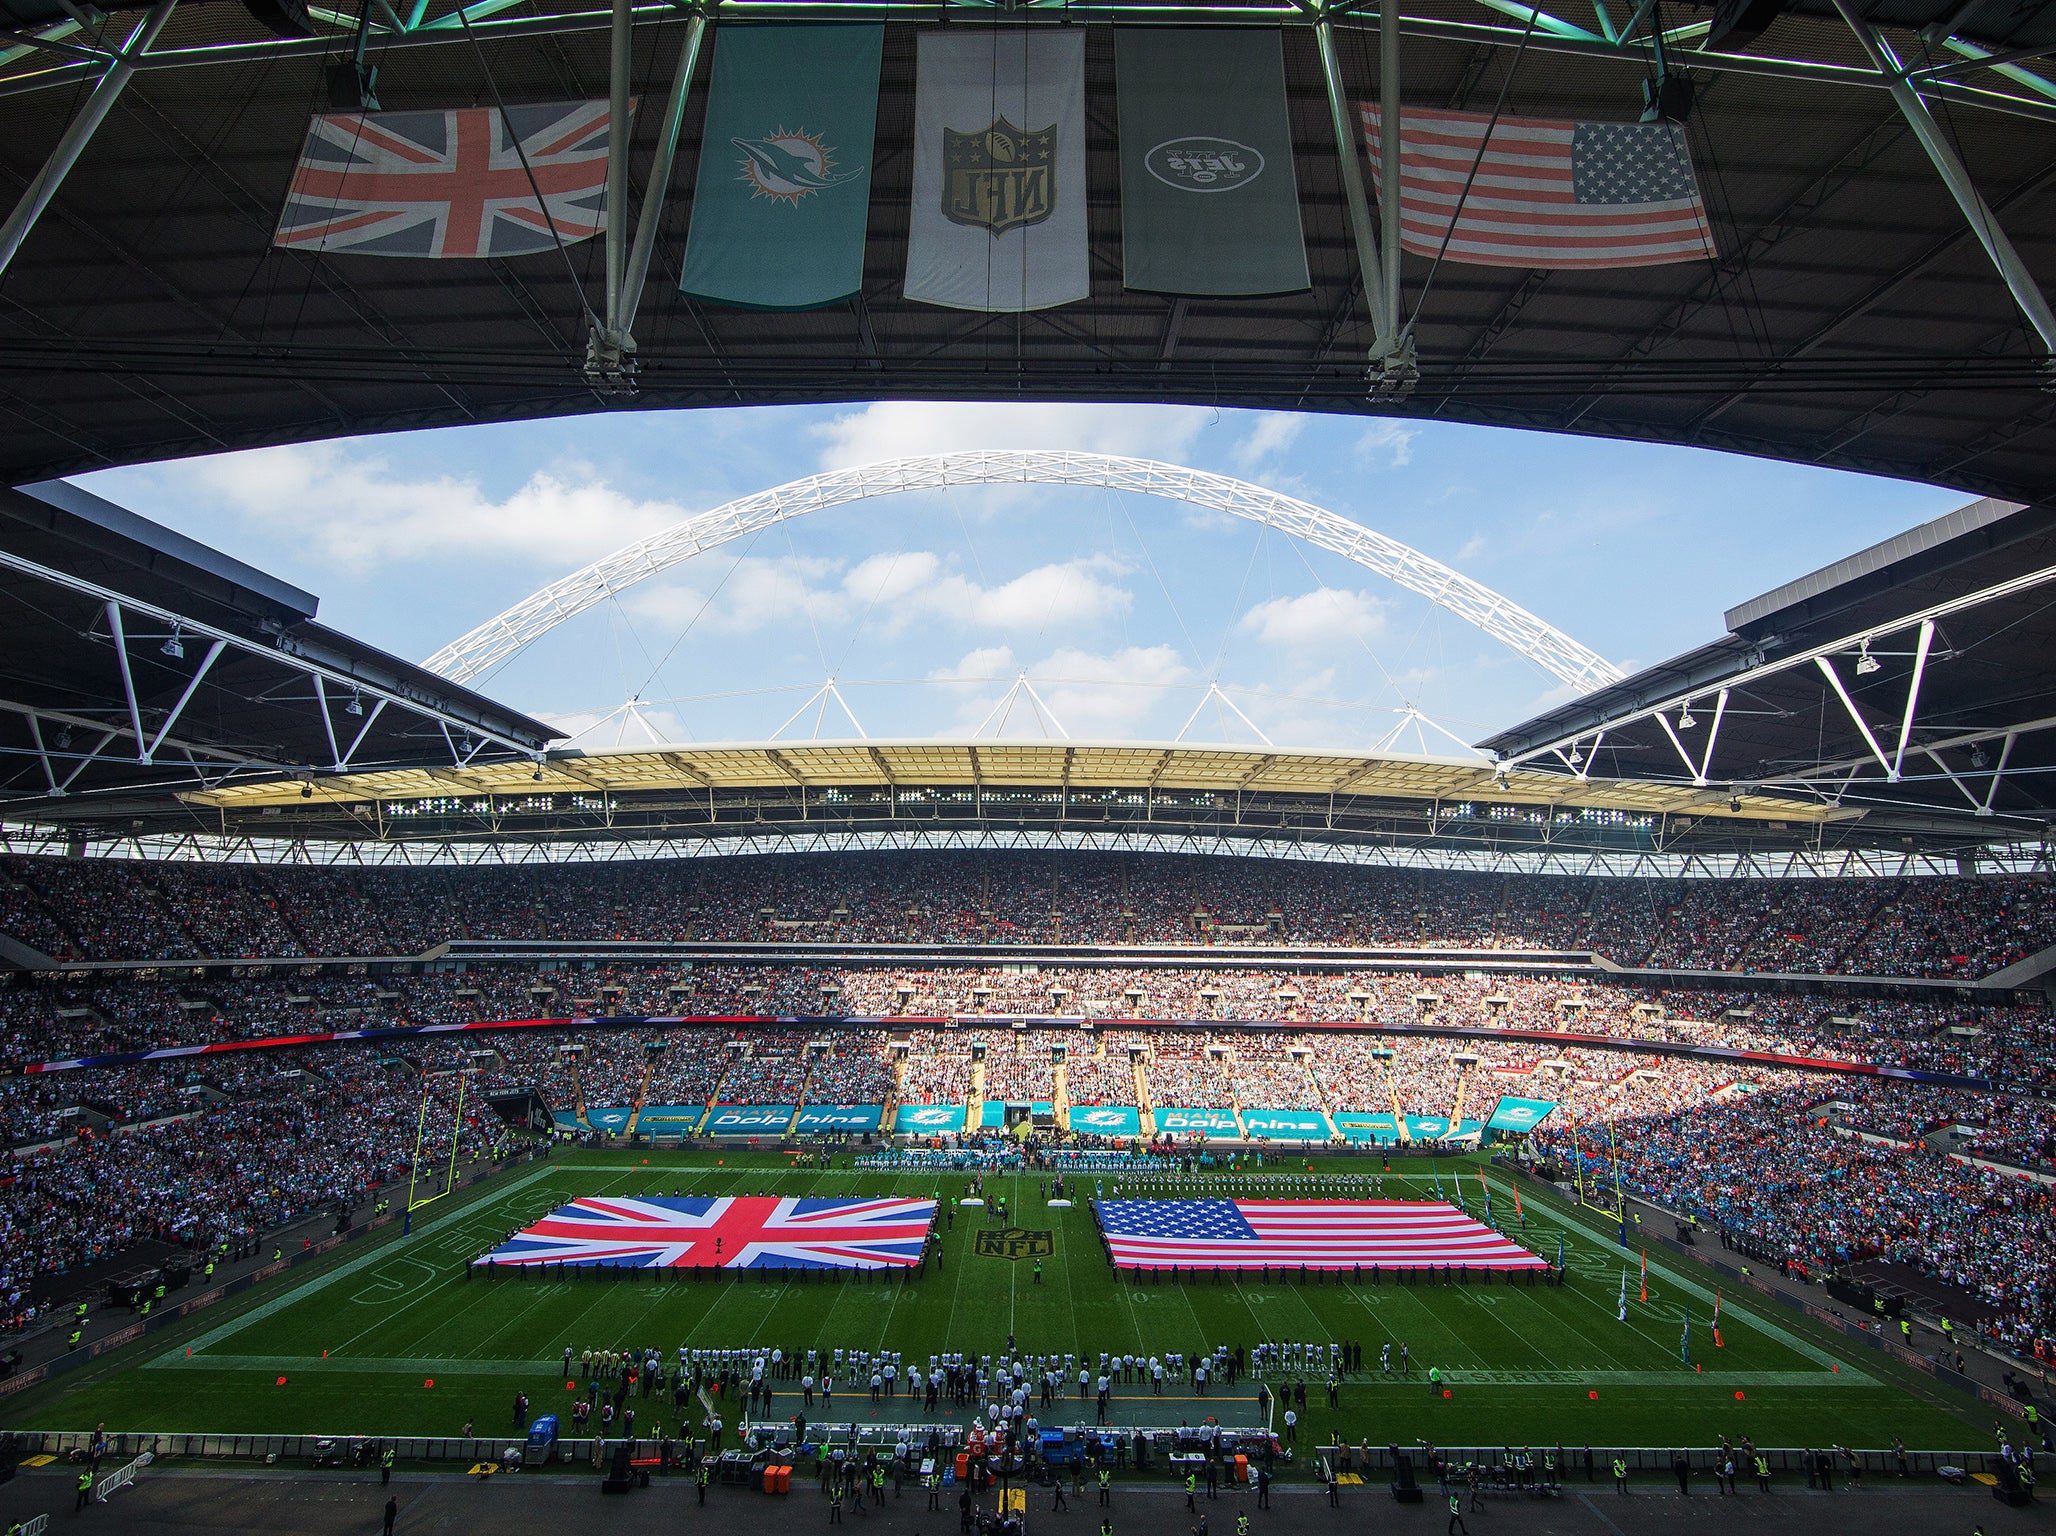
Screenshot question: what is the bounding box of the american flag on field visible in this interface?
[275,99,624,258]
[1093,1199,1547,1271]
[474,1194,935,1270]
[1359,104,1716,269]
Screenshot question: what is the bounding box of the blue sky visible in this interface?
[80,402,1963,754]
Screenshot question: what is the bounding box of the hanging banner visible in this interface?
[1114,29,1308,296]
[680,23,884,309]
[904,29,1088,312]
[275,100,620,258]
[1360,103,1716,269]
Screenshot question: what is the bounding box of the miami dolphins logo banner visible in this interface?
[1113,29,1308,297]
[680,23,883,309]
[905,29,1088,312]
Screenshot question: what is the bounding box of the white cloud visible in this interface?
[930,642,1192,738]
[1357,420,1420,468]
[1031,644,1193,738]
[622,551,1131,638]
[928,646,1016,689]
[1235,412,1306,468]
[164,442,687,572]
[810,402,1210,469]
[1239,588,1386,648]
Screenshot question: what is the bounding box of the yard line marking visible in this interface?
[156,1161,564,1363]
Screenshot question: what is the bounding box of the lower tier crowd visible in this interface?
[0,1011,2049,1364]
[5,963,2051,1090]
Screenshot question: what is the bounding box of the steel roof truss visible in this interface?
[1835,0,2056,354]
[1497,557,2056,773]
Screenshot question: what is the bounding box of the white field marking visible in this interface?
[152,1162,565,1363]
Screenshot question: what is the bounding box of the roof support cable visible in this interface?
[452,1,604,351]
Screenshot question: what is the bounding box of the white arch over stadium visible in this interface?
[422,451,1625,694]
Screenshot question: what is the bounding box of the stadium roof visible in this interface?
[3,0,2056,499]
[1483,492,2056,830]
[130,737,1877,857]
[0,477,563,819]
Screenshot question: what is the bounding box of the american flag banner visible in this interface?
[1093,1199,1547,1272]
[474,1194,935,1270]
[1359,104,1717,269]
[275,100,623,258]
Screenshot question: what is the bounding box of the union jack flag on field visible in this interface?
[474,1194,936,1270]
[274,99,623,258]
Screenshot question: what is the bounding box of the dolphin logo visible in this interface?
[734,130,863,203]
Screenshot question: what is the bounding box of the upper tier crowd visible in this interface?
[4,850,2053,979]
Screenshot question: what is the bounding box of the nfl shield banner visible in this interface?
[1114,30,1308,296]
[904,29,1088,312]
[275,100,619,258]
[680,24,884,309]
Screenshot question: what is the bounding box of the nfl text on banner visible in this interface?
[904,29,1088,313]
[680,24,884,309]
[1114,29,1308,297]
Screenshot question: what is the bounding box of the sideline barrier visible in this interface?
[0,1430,2018,1482]
[20,1516,48,1536]
[96,1450,153,1500]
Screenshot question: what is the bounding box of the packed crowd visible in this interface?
[0,1046,511,1325]
[3,1011,2053,1355]
[5,851,2052,979]
[20,959,2056,1097]
[1536,1074,2056,1361]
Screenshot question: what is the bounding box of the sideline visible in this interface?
[154,1161,565,1363]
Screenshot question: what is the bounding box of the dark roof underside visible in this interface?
[0,1,2054,497]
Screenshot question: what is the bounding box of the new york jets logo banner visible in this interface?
[905,29,1087,313]
[1114,30,1308,297]
[680,23,884,309]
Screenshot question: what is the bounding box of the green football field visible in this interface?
[5,1148,1985,1455]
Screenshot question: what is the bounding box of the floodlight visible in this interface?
[1969,744,1990,769]
[1677,702,1697,729]
[300,783,314,799]
[1854,643,1880,676]
[161,625,184,660]
[344,689,364,717]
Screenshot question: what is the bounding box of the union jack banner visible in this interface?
[474,1194,936,1270]
[274,99,623,258]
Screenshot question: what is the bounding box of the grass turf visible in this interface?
[3,1149,1984,1455]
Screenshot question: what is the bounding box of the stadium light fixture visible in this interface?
[1855,642,1881,676]
[1677,701,1697,729]
[160,624,184,660]
[299,782,313,799]
[344,688,364,716]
